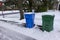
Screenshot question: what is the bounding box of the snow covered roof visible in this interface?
[0,0,6,2]
[0,0,2,1]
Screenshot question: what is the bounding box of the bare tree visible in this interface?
[5,0,24,20]
[16,0,24,20]
[53,0,59,10]
[4,0,34,20]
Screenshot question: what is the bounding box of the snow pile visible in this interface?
[0,10,19,14]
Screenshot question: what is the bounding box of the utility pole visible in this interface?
[0,1,4,18]
[2,0,6,18]
[2,3,5,18]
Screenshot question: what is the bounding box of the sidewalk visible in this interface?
[0,18,26,24]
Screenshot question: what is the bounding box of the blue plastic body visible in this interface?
[24,13,35,28]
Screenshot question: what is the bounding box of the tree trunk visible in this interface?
[20,10,24,20]
[53,0,58,10]
[17,0,24,20]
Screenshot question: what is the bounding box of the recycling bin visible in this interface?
[24,12,35,28]
[42,15,55,32]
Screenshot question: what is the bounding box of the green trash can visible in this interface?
[42,15,55,32]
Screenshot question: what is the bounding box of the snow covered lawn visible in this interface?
[0,10,60,40]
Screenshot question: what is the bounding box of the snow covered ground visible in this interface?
[0,10,60,40]
[0,25,35,40]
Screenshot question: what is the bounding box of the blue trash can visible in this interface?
[24,12,35,28]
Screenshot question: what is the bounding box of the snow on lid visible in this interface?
[24,12,34,14]
[0,0,2,1]
[42,12,55,16]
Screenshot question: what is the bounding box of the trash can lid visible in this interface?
[42,12,55,16]
[24,12,34,14]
